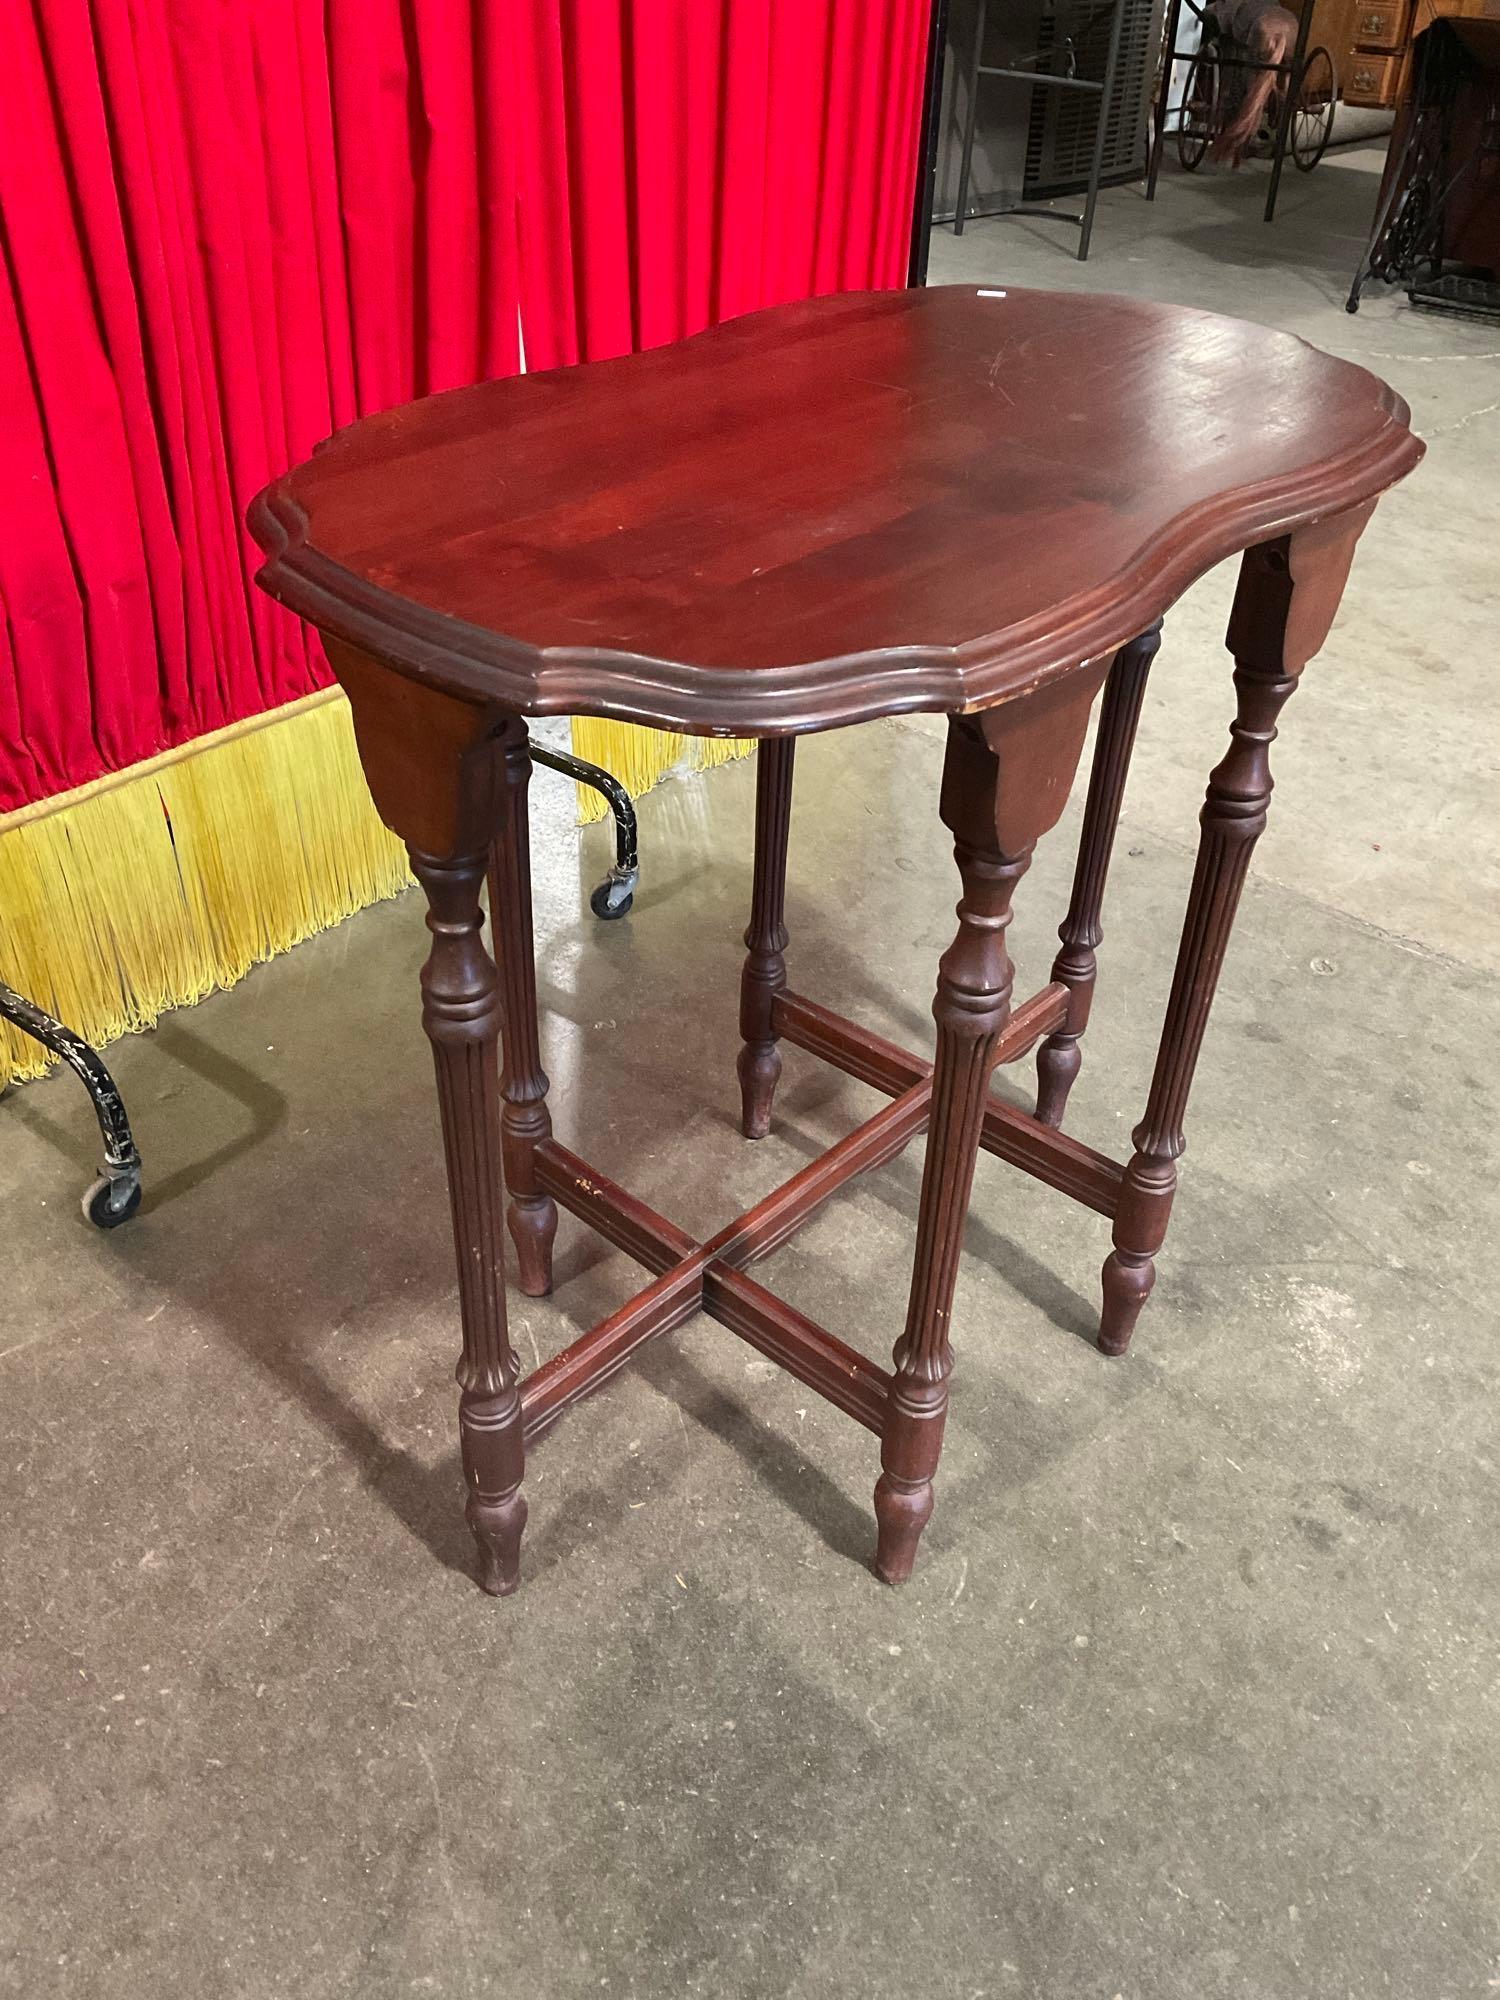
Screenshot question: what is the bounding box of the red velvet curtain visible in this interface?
[0,0,521,816]
[510,0,931,367]
[0,1,929,816]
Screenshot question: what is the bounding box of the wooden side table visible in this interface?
[249,288,1421,1598]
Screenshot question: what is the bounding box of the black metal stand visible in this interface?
[0,745,638,1235]
[1146,0,1318,223]
[908,0,951,285]
[1346,23,1500,319]
[1262,0,1314,220]
[951,0,1129,260]
[0,980,143,1228]
[530,743,641,919]
[1145,0,1185,200]
[1346,30,1435,311]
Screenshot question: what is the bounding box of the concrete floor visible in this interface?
[3,149,1497,1999]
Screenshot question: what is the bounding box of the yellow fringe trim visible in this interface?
[568,720,752,822]
[0,697,752,1088]
[0,689,410,1088]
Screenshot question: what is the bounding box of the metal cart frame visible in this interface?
[1145,0,1326,222]
[0,980,143,1228]
[2,742,641,1230]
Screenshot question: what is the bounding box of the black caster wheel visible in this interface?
[82,1167,142,1230]
[589,880,634,920]
[589,869,638,921]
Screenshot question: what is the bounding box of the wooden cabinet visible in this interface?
[1289,0,1356,66]
[1347,46,1407,95]
[1346,0,1415,100]
[1352,1,1410,47]
[1290,0,1415,103]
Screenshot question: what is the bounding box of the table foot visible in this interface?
[508,1194,558,1300]
[461,1387,527,1595]
[737,1044,782,1142]
[1034,1038,1083,1132]
[873,1468,935,1585]
[1099,1248,1158,1355]
[1098,1150,1176,1354]
[469,1499,526,1596]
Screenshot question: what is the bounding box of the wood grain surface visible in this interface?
[250,287,1421,736]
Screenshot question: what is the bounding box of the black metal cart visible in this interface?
[1346,18,1500,321]
[1145,0,1337,220]
[531,742,640,920]
[3,742,640,1228]
[0,980,144,1228]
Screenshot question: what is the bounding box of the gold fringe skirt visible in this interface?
[0,698,747,1087]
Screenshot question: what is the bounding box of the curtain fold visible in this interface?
[0,0,523,816]
[509,0,931,367]
[0,1,929,819]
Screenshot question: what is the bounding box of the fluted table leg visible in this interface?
[325,640,530,1596]
[877,670,1106,1583]
[1098,658,1297,1355]
[1100,511,1375,1356]
[1035,623,1161,1128]
[488,721,557,1297]
[412,845,527,1593]
[737,739,796,1139]
[875,735,1024,1583]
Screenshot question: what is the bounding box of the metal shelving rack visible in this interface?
[951,0,1131,260]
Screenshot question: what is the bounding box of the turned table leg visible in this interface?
[875,729,1025,1582]
[1100,513,1374,1356]
[488,721,557,1296]
[1035,623,1161,1128]
[327,642,529,1595]
[877,673,1106,1583]
[412,843,527,1594]
[738,739,796,1139]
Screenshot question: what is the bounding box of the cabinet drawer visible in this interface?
[1346,51,1401,102]
[1351,1,1409,48]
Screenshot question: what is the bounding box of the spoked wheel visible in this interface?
[1291,46,1337,171]
[1177,49,1220,171]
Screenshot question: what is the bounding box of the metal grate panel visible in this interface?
[1025,0,1165,198]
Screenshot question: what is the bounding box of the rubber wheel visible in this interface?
[1291,47,1337,172]
[589,880,634,920]
[1177,50,1219,172]
[82,1170,142,1229]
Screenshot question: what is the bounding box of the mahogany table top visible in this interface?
[249,286,1422,736]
